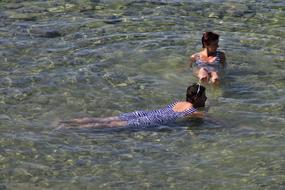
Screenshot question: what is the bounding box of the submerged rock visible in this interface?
[29,28,62,38]
[0,77,13,87]
[0,114,11,121]
[0,184,7,190]
[44,30,62,38]
[104,15,122,24]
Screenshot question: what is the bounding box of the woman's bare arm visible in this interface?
[189,54,196,68]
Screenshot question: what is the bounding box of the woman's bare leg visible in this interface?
[68,120,127,128]
[60,116,121,125]
[58,116,126,128]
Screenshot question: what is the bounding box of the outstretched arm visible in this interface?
[189,54,197,68]
[189,111,205,118]
[185,111,227,128]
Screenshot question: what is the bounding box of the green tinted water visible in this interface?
[0,0,284,189]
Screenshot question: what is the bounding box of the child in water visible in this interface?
[189,31,226,85]
[59,83,207,128]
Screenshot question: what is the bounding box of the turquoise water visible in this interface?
[0,0,284,189]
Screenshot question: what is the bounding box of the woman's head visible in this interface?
[186,83,207,108]
[201,31,219,52]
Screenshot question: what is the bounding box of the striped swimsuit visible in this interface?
[193,51,222,72]
[119,101,197,127]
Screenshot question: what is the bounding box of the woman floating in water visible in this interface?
[59,83,207,128]
[189,31,226,85]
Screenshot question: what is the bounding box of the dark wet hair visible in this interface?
[201,31,219,48]
[186,83,206,103]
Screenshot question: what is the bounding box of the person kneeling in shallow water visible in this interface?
[189,31,226,85]
[59,83,207,128]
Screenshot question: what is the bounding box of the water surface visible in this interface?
[0,0,284,189]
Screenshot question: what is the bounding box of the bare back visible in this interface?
[172,102,193,112]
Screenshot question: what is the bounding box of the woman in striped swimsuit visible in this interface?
[189,32,226,85]
[59,83,207,128]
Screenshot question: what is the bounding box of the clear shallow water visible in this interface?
[0,0,284,189]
